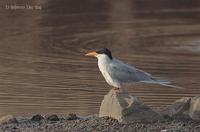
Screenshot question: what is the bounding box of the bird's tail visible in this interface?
[141,79,185,90]
[157,82,185,89]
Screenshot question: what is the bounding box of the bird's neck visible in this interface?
[97,55,111,71]
[98,55,111,65]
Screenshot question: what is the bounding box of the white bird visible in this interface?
[85,48,184,89]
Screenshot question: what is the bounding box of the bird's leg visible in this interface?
[111,87,120,97]
[111,87,117,98]
[114,87,120,91]
[114,87,122,93]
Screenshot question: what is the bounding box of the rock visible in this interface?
[46,114,59,121]
[161,97,191,117]
[162,96,200,120]
[31,114,44,122]
[66,114,79,120]
[0,115,18,125]
[161,96,200,120]
[99,89,162,123]
[189,96,200,120]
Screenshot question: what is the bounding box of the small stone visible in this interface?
[46,114,59,121]
[66,114,79,120]
[182,123,186,127]
[0,115,18,125]
[102,116,109,120]
[31,114,44,122]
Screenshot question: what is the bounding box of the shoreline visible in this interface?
[0,114,199,132]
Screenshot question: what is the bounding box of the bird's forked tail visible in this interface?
[141,79,185,89]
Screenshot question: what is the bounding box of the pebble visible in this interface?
[0,115,18,125]
[31,114,44,122]
[46,115,59,121]
[66,114,79,120]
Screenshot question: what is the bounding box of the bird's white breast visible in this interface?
[97,54,120,88]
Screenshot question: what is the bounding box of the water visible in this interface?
[0,0,200,116]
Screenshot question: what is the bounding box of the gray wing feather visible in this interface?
[107,59,153,84]
[106,59,184,89]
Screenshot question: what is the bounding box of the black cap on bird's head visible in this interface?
[96,48,112,59]
[85,48,112,60]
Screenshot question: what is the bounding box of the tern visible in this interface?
[85,48,184,89]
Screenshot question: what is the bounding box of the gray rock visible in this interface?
[66,114,79,120]
[0,115,18,125]
[99,89,162,124]
[161,97,191,117]
[189,96,200,120]
[162,96,200,121]
[46,114,59,121]
[31,114,44,122]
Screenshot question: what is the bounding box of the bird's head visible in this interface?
[85,48,112,60]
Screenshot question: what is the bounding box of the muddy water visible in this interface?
[0,0,200,116]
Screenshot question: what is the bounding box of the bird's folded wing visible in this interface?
[107,61,145,83]
[107,60,153,83]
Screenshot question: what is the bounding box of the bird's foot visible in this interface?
[111,88,117,98]
[111,87,122,98]
[113,87,120,90]
[113,87,122,93]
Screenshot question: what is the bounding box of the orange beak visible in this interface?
[85,51,97,57]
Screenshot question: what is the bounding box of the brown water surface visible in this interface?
[0,0,200,116]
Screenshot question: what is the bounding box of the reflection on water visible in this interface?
[0,0,200,116]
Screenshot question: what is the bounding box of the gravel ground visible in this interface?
[0,114,200,132]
